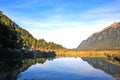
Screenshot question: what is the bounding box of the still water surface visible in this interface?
[17,58,116,80]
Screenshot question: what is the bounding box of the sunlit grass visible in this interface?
[55,49,120,58]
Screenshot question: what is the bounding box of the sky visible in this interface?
[0,0,120,49]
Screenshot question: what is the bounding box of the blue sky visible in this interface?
[0,0,120,48]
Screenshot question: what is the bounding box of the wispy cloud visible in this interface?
[1,0,120,48]
[29,23,107,48]
[75,3,120,26]
[13,16,85,30]
[9,1,120,48]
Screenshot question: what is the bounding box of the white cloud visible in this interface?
[28,23,107,49]
[10,6,120,49]
[2,0,120,49]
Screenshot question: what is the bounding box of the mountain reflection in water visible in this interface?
[0,57,120,80]
[82,57,120,80]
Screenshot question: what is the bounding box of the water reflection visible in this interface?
[82,57,120,80]
[0,58,53,80]
[0,57,120,80]
[0,59,22,80]
[17,58,115,80]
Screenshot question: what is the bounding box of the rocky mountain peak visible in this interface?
[77,22,120,50]
[110,22,120,28]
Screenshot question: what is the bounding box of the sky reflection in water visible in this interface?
[17,58,115,80]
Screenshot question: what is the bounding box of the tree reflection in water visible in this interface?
[0,58,54,80]
[0,56,120,80]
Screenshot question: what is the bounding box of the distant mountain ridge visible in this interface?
[77,22,120,50]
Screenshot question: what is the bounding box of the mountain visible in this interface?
[0,10,65,50]
[77,22,120,50]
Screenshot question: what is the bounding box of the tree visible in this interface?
[0,23,23,49]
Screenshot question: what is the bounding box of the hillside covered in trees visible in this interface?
[0,10,65,50]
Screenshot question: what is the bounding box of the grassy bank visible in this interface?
[55,49,120,58]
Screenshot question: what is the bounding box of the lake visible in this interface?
[16,57,120,80]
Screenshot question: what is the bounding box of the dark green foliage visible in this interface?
[0,49,23,59]
[0,22,23,49]
[0,11,65,50]
[22,50,56,59]
[36,39,65,50]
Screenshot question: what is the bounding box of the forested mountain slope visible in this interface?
[0,11,65,50]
